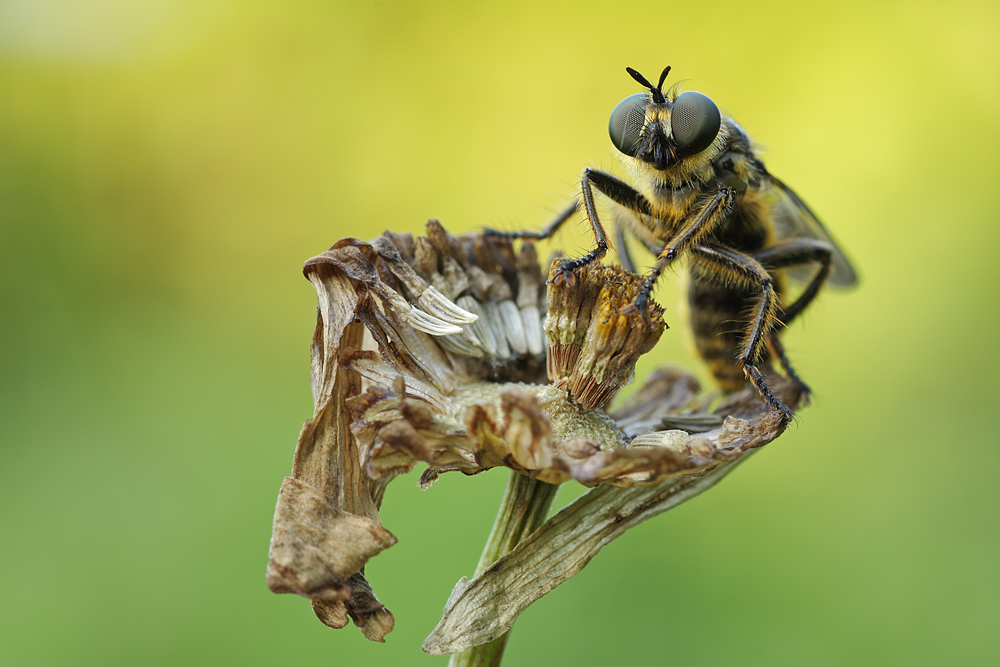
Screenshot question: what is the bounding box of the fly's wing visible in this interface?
[768,174,857,286]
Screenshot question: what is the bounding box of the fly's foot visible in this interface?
[548,260,581,287]
[619,292,652,325]
[742,364,796,423]
[770,398,795,423]
[619,277,656,325]
[547,249,604,287]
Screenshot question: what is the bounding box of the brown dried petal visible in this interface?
[313,573,395,642]
[306,243,474,337]
[500,385,554,470]
[367,367,794,490]
[271,243,449,640]
[267,477,396,598]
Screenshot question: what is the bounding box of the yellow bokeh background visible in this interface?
[2,1,998,664]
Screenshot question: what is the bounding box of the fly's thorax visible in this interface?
[717,185,777,255]
[710,119,766,192]
[616,172,717,240]
[650,187,705,236]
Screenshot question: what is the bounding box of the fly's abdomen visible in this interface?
[688,276,757,392]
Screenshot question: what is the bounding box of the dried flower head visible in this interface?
[545,260,666,409]
[267,220,800,648]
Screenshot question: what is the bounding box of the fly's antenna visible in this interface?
[626,66,671,104]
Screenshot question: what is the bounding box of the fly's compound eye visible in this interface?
[609,93,647,156]
[671,91,721,157]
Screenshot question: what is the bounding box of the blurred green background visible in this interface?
[2,0,998,664]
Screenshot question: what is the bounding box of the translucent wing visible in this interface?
[768,174,857,286]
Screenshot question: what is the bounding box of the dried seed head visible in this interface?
[544,260,666,409]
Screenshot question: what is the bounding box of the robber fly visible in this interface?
[488,66,856,420]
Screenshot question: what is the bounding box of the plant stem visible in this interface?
[448,471,560,667]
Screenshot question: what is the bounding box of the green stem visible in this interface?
[448,472,560,667]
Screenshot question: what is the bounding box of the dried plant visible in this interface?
[267,220,800,663]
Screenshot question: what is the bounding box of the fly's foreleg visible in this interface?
[622,187,733,322]
[548,170,611,284]
[549,168,661,285]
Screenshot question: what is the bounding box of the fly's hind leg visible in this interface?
[766,334,811,403]
[752,238,835,403]
[753,238,834,326]
[690,242,794,420]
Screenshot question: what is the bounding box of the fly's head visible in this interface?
[608,66,728,186]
